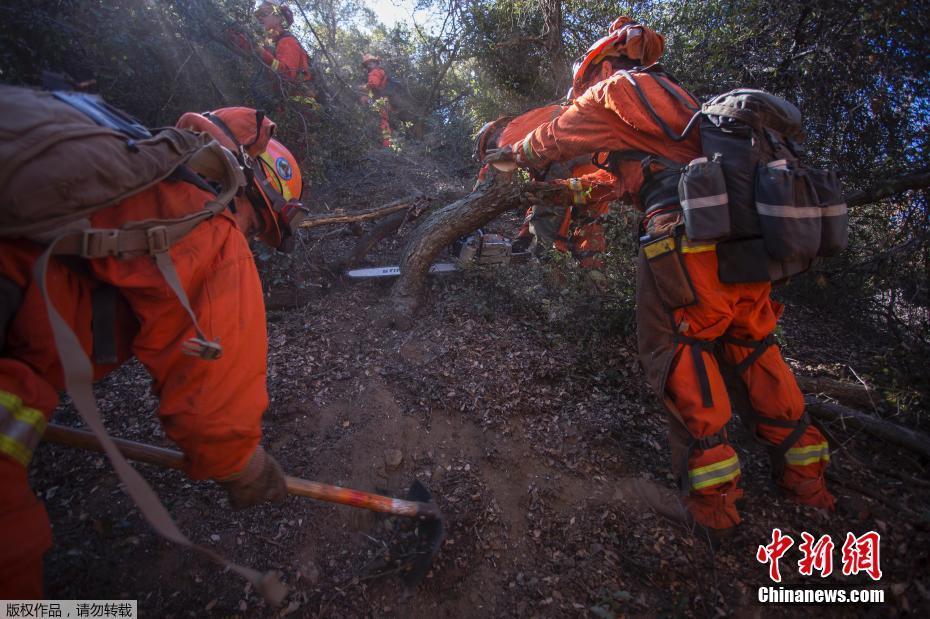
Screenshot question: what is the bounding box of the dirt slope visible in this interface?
[33,150,930,617]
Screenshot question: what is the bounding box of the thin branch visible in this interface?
[291,0,356,98]
[846,168,930,207]
[299,194,426,229]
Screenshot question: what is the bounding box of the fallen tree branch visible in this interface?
[339,212,408,271]
[795,376,879,411]
[805,396,930,460]
[299,194,426,229]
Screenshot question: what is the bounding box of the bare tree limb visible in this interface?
[794,376,879,411]
[299,194,426,229]
[291,0,357,100]
[846,168,930,207]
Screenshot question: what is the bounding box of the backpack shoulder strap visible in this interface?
[32,240,286,604]
[616,69,702,143]
[47,140,244,356]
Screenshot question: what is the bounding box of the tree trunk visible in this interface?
[383,175,548,328]
[539,0,569,96]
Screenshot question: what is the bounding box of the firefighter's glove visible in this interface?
[217,445,287,510]
[484,145,516,165]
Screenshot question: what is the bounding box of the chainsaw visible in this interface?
[345,230,530,279]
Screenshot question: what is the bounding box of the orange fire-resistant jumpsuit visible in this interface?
[260,31,315,102]
[366,66,393,148]
[501,105,613,269]
[514,69,834,528]
[0,181,268,597]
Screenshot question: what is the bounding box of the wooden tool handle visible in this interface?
[44,423,184,470]
[43,424,440,520]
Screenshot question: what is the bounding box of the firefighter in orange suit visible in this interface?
[487,16,834,541]
[0,106,307,598]
[229,1,316,103]
[501,105,611,270]
[477,105,615,271]
[361,53,393,148]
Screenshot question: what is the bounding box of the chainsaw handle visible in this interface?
[43,424,441,520]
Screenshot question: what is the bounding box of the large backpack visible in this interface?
[0,85,285,601]
[596,66,848,283]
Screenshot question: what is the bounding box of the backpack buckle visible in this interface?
[146,226,170,255]
[182,337,223,360]
[80,229,120,258]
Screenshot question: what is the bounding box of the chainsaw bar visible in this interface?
[345,262,460,279]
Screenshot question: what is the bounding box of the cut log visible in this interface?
[805,397,930,460]
[384,175,560,327]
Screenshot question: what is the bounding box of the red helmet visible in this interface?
[256,1,294,28]
[361,53,381,66]
[571,16,665,96]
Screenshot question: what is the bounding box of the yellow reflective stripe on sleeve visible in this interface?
[521,135,542,165]
[0,390,48,467]
[0,435,32,466]
[785,441,830,467]
[271,59,281,71]
[689,454,741,490]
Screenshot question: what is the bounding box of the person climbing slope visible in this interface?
[487,16,837,545]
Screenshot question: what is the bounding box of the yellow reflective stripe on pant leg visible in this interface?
[0,390,47,466]
[785,441,830,467]
[689,454,741,491]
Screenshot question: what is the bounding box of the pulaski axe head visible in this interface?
[400,480,446,588]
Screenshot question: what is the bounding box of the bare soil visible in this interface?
[33,149,930,617]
